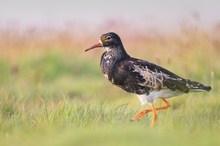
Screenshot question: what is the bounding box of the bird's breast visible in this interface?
[100,53,116,81]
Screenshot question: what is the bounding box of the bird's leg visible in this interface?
[151,98,170,127]
[131,98,170,124]
[156,98,170,110]
[151,104,157,127]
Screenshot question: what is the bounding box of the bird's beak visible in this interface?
[85,40,103,52]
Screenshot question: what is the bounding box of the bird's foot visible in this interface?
[130,109,151,121]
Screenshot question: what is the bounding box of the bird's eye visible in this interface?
[106,36,112,41]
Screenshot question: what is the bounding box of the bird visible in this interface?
[85,32,211,127]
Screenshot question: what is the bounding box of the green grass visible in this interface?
[0,95,219,146]
[0,52,219,146]
[0,28,220,146]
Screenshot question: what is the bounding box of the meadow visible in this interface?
[0,22,220,146]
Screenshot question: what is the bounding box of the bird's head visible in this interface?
[85,32,123,52]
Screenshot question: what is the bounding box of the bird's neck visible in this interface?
[104,45,130,61]
[100,45,129,81]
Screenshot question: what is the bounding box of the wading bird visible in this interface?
[85,32,211,127]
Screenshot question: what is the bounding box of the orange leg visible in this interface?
[151,104,157,127]
[131,98,170,127]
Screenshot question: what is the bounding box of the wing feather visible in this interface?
[115,58,190,93]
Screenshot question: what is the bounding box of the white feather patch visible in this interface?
[104,74,109,80]
[104,47,111,52]
[132,64,164,87]
[137,89,183,105]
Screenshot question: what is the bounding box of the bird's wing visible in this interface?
[116,58,190,93]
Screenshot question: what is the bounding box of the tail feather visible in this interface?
[186,80,212,92]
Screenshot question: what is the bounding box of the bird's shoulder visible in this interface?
[116,57,176,77]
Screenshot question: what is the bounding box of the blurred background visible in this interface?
[0,0,220,146]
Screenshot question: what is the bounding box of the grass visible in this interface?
[0,23,220,146]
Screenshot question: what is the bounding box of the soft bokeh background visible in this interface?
[0,0,220,146]
[1,0,220,28]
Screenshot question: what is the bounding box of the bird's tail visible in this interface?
[186,79,212,92]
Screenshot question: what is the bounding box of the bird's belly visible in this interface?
[137,89,183,105]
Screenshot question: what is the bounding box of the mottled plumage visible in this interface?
[85,32,211,127]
